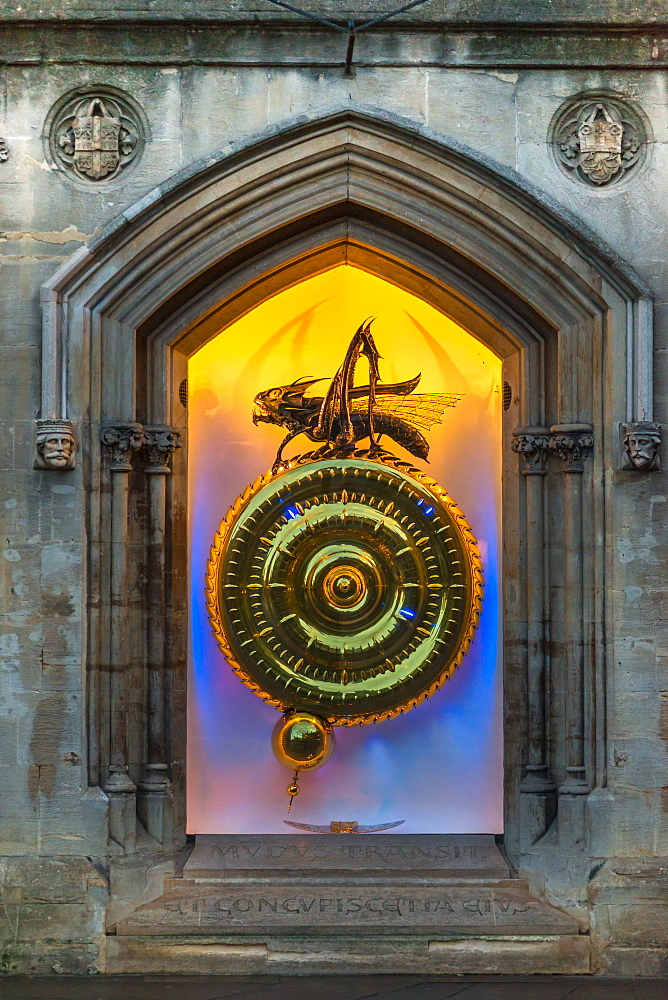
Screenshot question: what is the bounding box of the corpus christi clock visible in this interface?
[206,321,483,807]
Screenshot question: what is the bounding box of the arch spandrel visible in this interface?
[41,107,651,430]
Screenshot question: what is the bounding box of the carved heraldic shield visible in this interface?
[53,90,142,182]
[552,94,645,187]
[72,99,121,180]
[577,104,623,184]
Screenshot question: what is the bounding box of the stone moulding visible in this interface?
[511,425,597,473]
[98,421,182,850]
[511,420,667,476]
[99,422,183,469]
[33,108,658,950]
[37,104,656,433]
[143,425,183,472]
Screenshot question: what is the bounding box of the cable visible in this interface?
[261,0,439,74]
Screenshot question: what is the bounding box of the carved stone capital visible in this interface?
[549,424,594,472]
[101,422,144,471]
[143,425,182,474]
[34,418,76,471]
[621,420,661,471]
[511,426,551,475]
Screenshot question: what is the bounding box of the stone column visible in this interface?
[100,421,144,851]
[511,428,556,847]
[549,423,593,848]
[137,426,182,846]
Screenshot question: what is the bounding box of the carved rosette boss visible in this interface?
[46,88,147,183]
[621,421,661,471]
[34,418,76,471]
[551,95,647,186]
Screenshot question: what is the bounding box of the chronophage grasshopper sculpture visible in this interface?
[252,319,462,468]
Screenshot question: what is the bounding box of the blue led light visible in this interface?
[416,499,424,506]
[424,506,434,516]
[399,608,415,619]
[285,507,299,520]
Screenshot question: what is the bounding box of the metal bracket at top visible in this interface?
[262,0,438,75]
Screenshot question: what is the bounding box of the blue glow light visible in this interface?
[416,499,424,506]
[424,506,434,516]
[186,265,503,837]
[399,608,415,619]
[285,507,299,520]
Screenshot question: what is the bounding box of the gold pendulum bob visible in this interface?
[287,772,300,812]
[272,710,335,810]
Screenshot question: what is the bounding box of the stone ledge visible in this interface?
[105,933,590,975]
[2,25,668,69]
[184,833,510,879]
[116,880,579,937]
[0,0,664,24]
[427,936,590,975]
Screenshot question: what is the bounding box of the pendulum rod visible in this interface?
[287,770,300,811]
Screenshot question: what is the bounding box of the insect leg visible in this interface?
[274,428,301,470]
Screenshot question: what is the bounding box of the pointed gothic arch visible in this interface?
[38,106,653,869]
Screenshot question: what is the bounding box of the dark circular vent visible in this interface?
[502,381,512,411]
[179,378,188,408]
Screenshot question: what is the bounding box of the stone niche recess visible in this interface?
[186,265,504,837]
[35,108,657,976]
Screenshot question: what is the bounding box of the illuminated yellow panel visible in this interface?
[188,264,503,835]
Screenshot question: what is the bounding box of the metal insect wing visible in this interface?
[206,320,483,809]
[284,820,405,833]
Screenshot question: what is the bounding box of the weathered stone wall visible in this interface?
[0,1,666,976]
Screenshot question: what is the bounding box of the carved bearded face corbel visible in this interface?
[34,421,76,470]
[622,422,661,471]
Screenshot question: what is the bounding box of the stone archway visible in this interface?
[38,107,653,967]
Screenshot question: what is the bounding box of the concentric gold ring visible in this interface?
[205,450,483,727]
[323,564,367,608]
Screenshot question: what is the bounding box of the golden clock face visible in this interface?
[206,451,483,726]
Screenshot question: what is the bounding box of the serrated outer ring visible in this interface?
[205,450,484,726]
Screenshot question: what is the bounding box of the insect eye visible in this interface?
[270,390,280,398]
